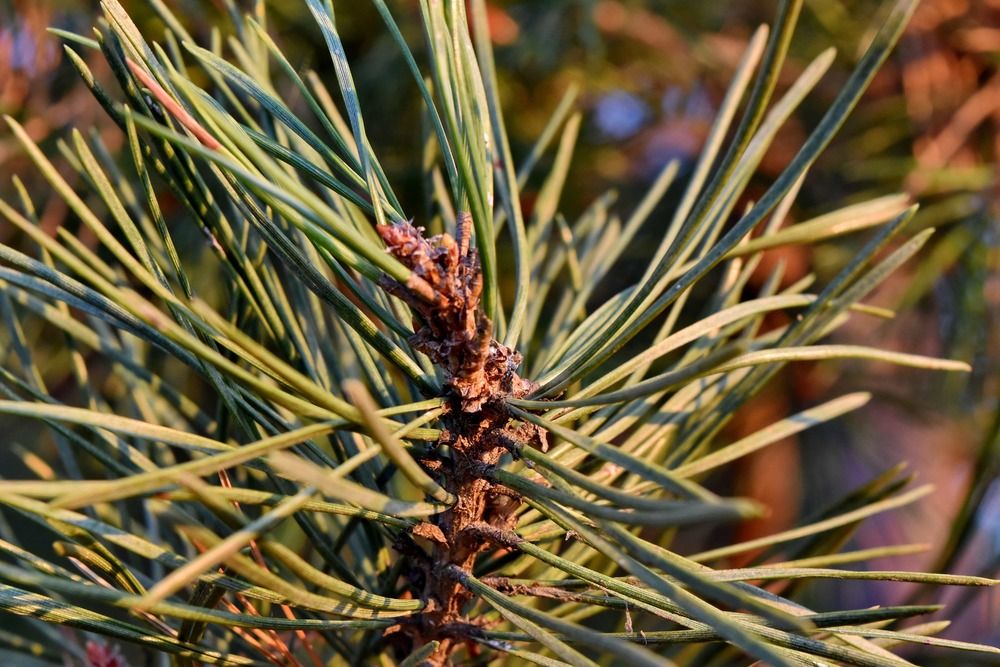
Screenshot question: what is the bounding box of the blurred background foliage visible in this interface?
[1,0,997,656]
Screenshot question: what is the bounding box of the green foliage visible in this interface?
[0,0,995,665]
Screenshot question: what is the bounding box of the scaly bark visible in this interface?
[377,214,542,665]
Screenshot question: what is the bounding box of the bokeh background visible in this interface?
[1,0,997,658]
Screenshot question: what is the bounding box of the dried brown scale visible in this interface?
[377,216,534,413]
[377,216,544,665]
